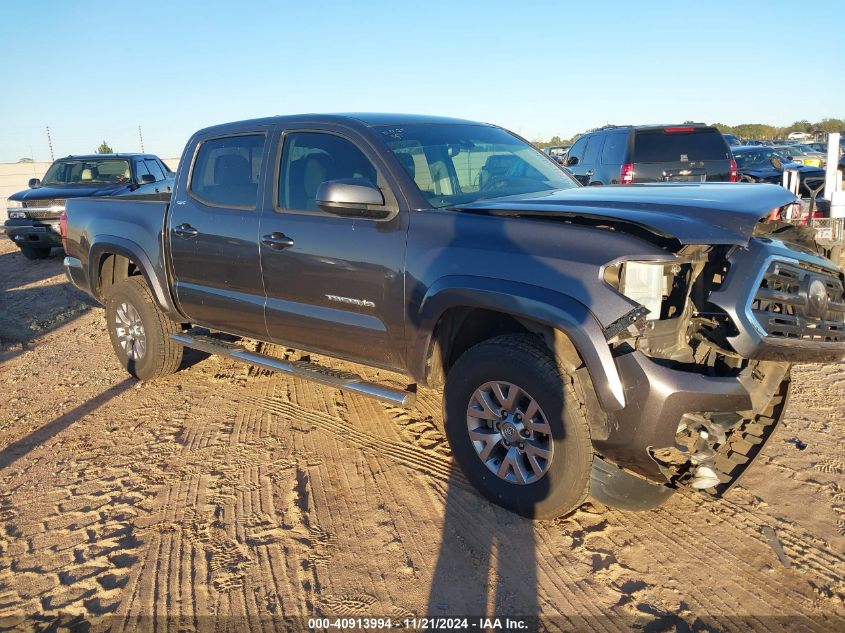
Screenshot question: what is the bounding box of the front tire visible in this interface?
[105,276,183,380]
[444,334,592,519]
[20,246,52,260]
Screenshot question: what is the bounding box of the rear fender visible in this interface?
[411,275,625,411]
[89,236,182,320]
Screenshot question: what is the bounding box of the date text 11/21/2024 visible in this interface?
[307,617,529,630]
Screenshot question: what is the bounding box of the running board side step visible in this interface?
[171,332,416,407]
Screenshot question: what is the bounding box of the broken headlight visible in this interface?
[605,260,677,320]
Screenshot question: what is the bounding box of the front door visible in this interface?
[258,127,408,370]
[168,132,270,338]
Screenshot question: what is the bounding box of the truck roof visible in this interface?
[194,113,492,137]
[58,153,162,160]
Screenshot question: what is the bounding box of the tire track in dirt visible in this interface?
[243,383,844,628]
[112,376,355,628]
[0,387,189,627]
[243,394,460,486]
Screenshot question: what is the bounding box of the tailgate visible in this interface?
[633,127,732,183]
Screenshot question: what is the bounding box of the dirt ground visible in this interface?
[0,236,843,632]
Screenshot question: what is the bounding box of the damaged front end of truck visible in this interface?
[596,209,845,505]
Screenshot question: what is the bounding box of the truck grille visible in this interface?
[23,199,66,219]
[750,259,845,342]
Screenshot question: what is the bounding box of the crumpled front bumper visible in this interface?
[592,350,787,483]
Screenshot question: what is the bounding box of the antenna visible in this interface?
[45,126,54,161]
[138,125,145,152]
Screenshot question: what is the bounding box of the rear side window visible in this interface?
[633,128,729,163]
[190,135,265,208]
[601,132,628,165]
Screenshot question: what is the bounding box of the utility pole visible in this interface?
[138,125,145,153]
[45,126,54,161]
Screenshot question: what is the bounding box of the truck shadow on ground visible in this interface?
[0,377,135,471]
[0,248,98,365]
[415,210,592,621]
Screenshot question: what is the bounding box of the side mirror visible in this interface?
[28,178,41,188]
[316,178,392,220]
[139,174,156,184]
[566,156,579,167]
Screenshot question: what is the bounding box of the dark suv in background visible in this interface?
[564,124,737,186]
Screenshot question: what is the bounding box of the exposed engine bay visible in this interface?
[602,215,844,495]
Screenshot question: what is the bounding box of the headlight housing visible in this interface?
[6,201,26,219]
[605,260,677,320]
[620,262,667,318]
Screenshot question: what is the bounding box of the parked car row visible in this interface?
[5,154,173,259]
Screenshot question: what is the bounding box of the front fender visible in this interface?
[89,236,182,319]
[410,275,625,411]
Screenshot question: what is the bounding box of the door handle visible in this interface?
[261,232,295,250]
[173,223,198,239]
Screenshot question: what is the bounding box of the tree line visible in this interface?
[535,117,845,148]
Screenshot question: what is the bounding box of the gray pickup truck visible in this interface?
[63,114,845,519]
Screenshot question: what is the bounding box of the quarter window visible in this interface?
[190,135,265,208]
[278,132,378,211]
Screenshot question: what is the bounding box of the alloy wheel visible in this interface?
[466,381,554,485]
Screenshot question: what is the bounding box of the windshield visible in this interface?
[376,124,577,208]
[42,159,131,186]
[733,149,789,169]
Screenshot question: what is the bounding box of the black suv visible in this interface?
[564,124,737,186]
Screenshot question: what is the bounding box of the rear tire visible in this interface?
[20,246,52,260]
[105,276,183,380]
[443,334,593,519]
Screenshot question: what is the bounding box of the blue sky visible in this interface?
[1,0,843,162]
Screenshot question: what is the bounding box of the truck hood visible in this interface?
[454,182,797,246]
[8,183,130,202]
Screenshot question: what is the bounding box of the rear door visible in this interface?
[167,132,270,338]
[258,125,409,370]
[632,127,732,182]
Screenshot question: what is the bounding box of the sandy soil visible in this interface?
[0,237,843,631]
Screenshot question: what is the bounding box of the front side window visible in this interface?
[42,158,131,185]
[134,160,151,181]
[378,124,577,208]
[190,135,265,208]
[582,135,602,165]
[145,159,165,181]
[566,136,588,164]
[278,132,378,211]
